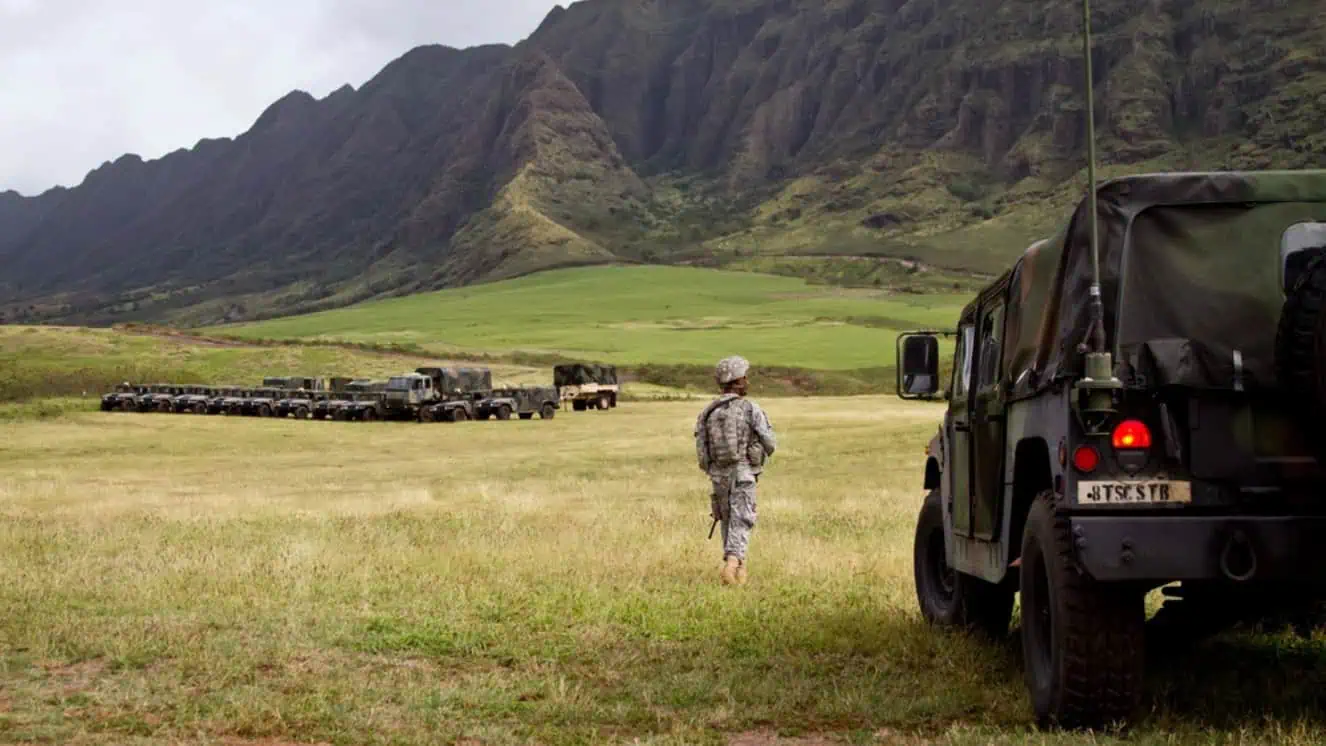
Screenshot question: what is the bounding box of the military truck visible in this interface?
[478,385,560,421]
[897,170,1326,729]
[554,363,618,411]
[387,367,492,422]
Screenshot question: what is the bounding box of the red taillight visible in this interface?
[1073,445,1099,473]
[1112,419,1152,450]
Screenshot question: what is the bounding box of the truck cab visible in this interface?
[897,170,1326,730]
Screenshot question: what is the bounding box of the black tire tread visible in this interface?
[1023,492,1144,730]
[1276,253,1326,411]
[914,489,1014,639]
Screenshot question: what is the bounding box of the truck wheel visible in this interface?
[294,406,309,420]
[1276,252,1326,446]
[194,403,207,415]
[573,400,586,412]
[913,488,1014,638]
[1019,491,1144,730]
[453,408,470,422]
[540,403,556,420]
[597,396,609,410]
[259,404,273,418]
[362,409,377,422]
[496,405,512,421]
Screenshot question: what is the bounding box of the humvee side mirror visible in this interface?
[897,333,941,400]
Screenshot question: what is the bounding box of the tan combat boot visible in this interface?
[735,560,748,585]
[720,555,740,585]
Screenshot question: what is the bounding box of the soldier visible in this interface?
[694,355,777,585]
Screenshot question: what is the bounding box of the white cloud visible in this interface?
[0,0,563,195]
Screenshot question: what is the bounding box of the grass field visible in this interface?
[208,266,967,371]
[0,326,549,404]
[2,398,1324,745]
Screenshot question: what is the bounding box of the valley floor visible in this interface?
[1,398,1323,745]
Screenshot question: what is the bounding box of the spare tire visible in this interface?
[1275,252,1326,419]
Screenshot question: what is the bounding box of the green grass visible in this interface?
[1,398,1323,745]
[0,325,548,403]
[207,265,968,371]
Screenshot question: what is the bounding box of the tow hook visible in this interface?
[1219,529,1258,582]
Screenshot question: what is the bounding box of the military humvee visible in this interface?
[100,383,138,412]
[478,385,560,421]
[174,385,214,414]
[897,170,1326,729]
[554,363,618,411]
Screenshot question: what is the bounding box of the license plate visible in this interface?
[1077,480,1192,505]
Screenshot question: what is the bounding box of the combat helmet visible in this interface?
[715,355,750,385]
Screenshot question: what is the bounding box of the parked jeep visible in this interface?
[478,385,560,421]
[897,170,1326,729]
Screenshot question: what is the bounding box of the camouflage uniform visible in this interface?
[695,356,777,584]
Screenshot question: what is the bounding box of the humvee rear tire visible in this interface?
[259,404,273,418]
[362,409,377,422]
[1276,252,1326,440]
[496,405,512,421]
[540,403,556,420]
[913,489,1014,638]
[453,408,470,422]
[1019,492,1144,730]
[295,406,310,420]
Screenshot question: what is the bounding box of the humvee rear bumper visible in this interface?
[1071,515,1326,583]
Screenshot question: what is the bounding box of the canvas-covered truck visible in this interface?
[386,367,493,422]
[554,363,619,411]
[478,385,560,421]
[897,170,1326,729]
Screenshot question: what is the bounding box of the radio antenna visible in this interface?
[1072,0,1121,434]
[1082,0,1105,354]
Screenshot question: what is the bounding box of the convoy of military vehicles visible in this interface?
[98,363,619,423]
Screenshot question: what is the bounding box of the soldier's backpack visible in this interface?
[695,395,741,472]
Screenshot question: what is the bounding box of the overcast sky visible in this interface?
[0,0,563,196]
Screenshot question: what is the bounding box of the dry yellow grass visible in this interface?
[1,397,1323,745]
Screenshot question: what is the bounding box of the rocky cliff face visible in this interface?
[2,0,1323,325]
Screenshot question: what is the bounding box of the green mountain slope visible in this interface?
[2,0,1323,326]
[208,265,966,371]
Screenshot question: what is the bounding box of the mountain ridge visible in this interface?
[2,0,1323,326]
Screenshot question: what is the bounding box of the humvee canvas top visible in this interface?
[1002,170,1326,398]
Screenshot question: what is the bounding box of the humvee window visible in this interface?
[977,304,1004,387]
[952,326,974,401]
